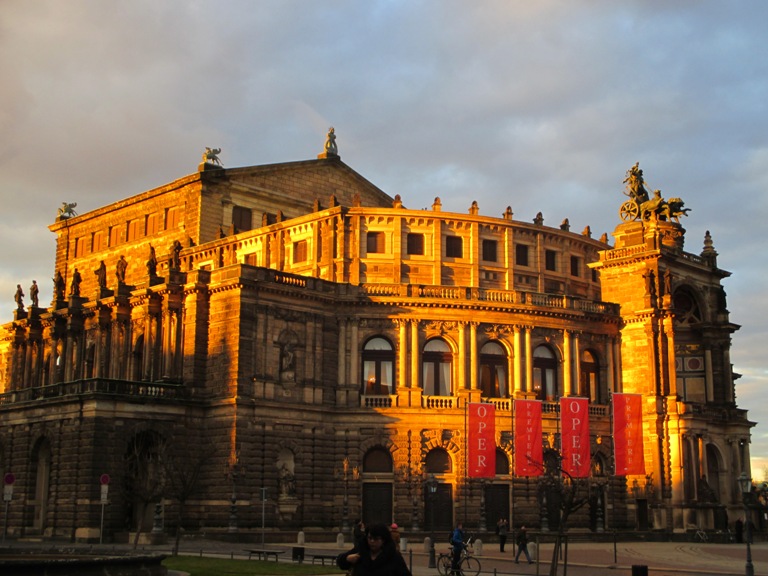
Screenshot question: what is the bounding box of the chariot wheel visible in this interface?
[619,200,640,221]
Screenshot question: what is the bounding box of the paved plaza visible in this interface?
[3,535,766,576]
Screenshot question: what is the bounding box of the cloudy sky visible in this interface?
[2,1,767,476]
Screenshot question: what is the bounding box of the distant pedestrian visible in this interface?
[514,525,533,564]
[496,518,508,552]
[735,518,743,543]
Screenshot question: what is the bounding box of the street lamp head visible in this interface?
[738,472,752,495]
[426,473,438,494]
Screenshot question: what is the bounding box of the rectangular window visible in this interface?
[545,249,557,271]
[166,206,181,230]
[406,233,425,255]
[515,244,529,267]
[445,236,463,258]
[75,236,89,257]
[293,240,308,263]
[367,231,385,254]
[146,213,160,236]
[92,230,106,253]
[126,220,142,241]
[109,226,120,247]
[570,255,581,277]
[592,268,598,282]
[482,239,497,262]
[232,206,252,233]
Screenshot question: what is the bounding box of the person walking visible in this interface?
[514,525,533,564]
[496,518,508,552]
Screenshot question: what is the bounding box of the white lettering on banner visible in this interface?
[572,454,582,467]
[572,436,581,448]
[478,421,487,432]
[478,438,486,449]
[571,417,581,430]
[477,455,486,467]
[568,400,582,413]
[477,405,488,418]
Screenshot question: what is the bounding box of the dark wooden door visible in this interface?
[363,482,393,525]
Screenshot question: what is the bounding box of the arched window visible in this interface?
[673,287,703,325]
[132,335,144,381]
[496,448,510,475]
[362,337,395,395]
[533,345,558,401]
[363,447,393,473]
[423,339,452,396]
[425,448,452,474]
[85,343,96,379]
[480,341,508,397]
[580,350,601,403]
[31,438,51,531]
[592,453,607,477]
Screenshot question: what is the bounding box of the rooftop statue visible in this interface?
[14,284,24,311]
[324,127,338,156]
[619,163,689,223]
[58,202,78,218]
[202,147,222,166]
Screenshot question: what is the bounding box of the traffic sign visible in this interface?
[3,473,14,485]
[99,474,110,485]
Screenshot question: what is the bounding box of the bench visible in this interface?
[245,549,285,562]
[311,553,338,566]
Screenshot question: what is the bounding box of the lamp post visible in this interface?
[426,474,438,569]
[337,457,359,532]
[738,472,754,576]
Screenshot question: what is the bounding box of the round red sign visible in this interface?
[99,474,110,485]
[3,472,15,485]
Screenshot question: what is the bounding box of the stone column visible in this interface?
[458,323,466,391]
[337,319,347,385]
[573,332,581,396]
[724,348,734,403]
[606,336,615,394]
[350,320,359,390]
[704,348,714,403]
[410,321,420,389]
[563,330,572,396]
[513,326,522,393]
[469,323,478,391]
[398,320,408,387]
[525,327,533,393]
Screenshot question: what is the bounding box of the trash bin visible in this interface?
[292,546,305,563]
[631,566,648,576]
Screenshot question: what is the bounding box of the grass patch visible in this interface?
[163,555,341,575]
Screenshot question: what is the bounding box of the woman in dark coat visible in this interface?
[337,522,411,576]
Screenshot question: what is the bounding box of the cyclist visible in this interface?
[450,522,466,575]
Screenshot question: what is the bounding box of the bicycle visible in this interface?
[437,536,481,576]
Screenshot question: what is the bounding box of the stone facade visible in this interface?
[0,154,752,541]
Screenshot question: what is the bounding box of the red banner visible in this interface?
[468,403,496,478]
[514,400,542,476]
[613,393,645,475]
[560,397,590,478]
